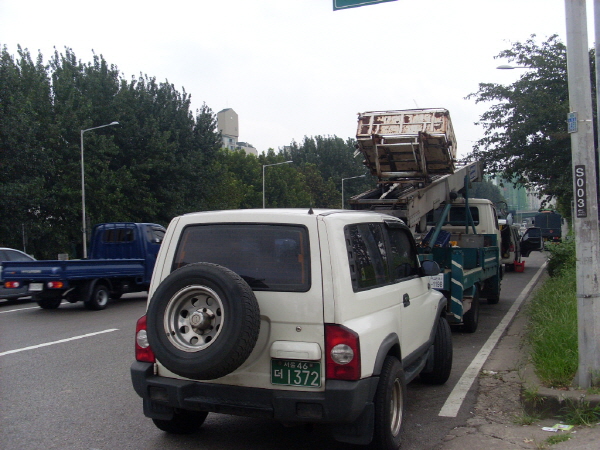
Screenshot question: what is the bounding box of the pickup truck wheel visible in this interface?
[420,316,452,384]
[84,283,110,310]
[462,286,479,333]
[146,263,261,380]
[372,356,405,450]
[35,295,62,310]
[152,410,208,434]
[487,267,502,305]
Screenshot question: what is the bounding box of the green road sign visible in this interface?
[333,0,396,11]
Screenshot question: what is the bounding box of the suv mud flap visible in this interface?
[332,402,374,445]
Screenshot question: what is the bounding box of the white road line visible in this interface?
[438,262,547,417]
[0,329,119,357]
[0,301,68,314]
[0,305,41,314]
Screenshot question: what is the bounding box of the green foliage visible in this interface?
[1,46,375,259]
[0,45,221,258]
[526,267,578,388]
[545,433,572,445]
[546,239,576,278]
[469,180,507,204]
[561,399,600,426]
[282,135,374,208]
[466,35,585,210]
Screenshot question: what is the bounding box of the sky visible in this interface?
[0,0,592,158]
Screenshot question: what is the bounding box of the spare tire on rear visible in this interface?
[146,262,261,380]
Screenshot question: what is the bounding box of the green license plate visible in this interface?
[271,359,321,388]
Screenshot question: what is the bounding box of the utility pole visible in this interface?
[565,0,600,388]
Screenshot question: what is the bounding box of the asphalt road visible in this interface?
[0,251,547,450]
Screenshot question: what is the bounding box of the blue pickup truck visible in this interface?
[0,222,165,310]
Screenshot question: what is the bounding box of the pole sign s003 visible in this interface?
[574,165,587,218]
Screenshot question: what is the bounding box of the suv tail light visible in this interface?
[325,324,361,381]
[135,315,155,363]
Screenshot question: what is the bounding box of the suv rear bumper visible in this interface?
[131,361,379,425]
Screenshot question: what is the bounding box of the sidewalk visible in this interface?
[437,272,600,450]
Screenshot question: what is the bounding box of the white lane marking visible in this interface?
[0,305,41,313]
[0,329,119,357]
[438,262,547,417]
[0,301,68,314]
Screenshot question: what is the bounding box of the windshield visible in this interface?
[172,223,310,292]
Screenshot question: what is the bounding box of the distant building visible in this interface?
[217,108,257,156]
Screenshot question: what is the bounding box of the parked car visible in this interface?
[0,248,36,300]
[131,208,451,449]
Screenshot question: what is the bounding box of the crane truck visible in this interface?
[349,108,507,332]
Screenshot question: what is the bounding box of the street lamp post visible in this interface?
[262,161,293,208]
[496,64,530,70]
[341,174,366,209]
[80,121,119,258]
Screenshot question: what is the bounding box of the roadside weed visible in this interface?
[545,433,572,445]
[526,267,577,388]
[512,410,540,425]
[523,385,546,409]
[561,398,600,426]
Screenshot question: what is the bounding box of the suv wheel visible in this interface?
[420,316,452,384]
[146,263,261,380]
[372,356,405,450]
[152,410,208,434]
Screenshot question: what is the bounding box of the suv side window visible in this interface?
[387,227,419,280]
[345,223,388,291]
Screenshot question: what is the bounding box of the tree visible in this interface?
[282,135,373,207]
[465,35,586,216]
[0,46,222,258]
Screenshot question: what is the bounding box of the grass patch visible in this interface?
[512,410,540,425]
[561,399,600,426]
[545,433,572,445]
[526,266,578,388]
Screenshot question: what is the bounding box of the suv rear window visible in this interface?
[172,224,310,292]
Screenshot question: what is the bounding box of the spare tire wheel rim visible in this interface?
[163,285,224,352]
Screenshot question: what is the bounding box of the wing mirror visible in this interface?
[421,260,441,276]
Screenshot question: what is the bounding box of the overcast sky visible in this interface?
[0,0,590,158]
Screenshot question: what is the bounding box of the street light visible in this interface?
[80,121,119,258]
[496,64,530,70]
[341,174,366,209]
[262,161,293,208]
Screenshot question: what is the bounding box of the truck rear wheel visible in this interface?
[36,295,62,310]
[84,283,110,310]
[486,267,502,305]
[146,263,261,380]
[462,286,479,333]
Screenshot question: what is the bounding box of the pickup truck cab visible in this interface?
[131,209,451,449]
[1,222,165,310]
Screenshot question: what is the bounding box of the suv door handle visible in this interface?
[403,293,410,307]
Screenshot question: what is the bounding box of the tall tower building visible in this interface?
[217,108,239,150]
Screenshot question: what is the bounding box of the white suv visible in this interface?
[131,209,452,449]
